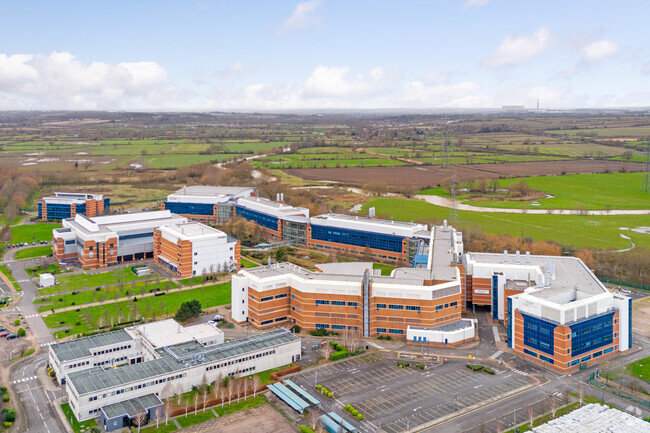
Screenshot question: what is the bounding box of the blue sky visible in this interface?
[0,0,648,110]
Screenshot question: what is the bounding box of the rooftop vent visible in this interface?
[515,250,521,264]
[443,219,448,230]
[504,250,509,263]
[525,251,530,264]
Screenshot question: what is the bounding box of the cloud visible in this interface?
[278,0,321,34]
[0,51,184,109]
[528,85,567,103]
[581,39,619,63]
[303,65,399,97]
[643,62,650,75]
[400,78,490,108]
[485,26,552,67]
[217,61,262,79]
[463,0,490,9]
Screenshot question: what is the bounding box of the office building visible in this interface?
[52,210,188,268]
[464,252,632,371]
[161,185,255,224]
[48,319,299,427]
[234,195,310,240]
[38,192,110,220]
[153,222,240,277]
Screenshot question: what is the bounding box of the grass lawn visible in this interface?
[214,395,266,416]
[10,223,59,244]
[0,265,20,290]
[373,263,396,276]
[253,364,294,385]
[61,402,98,433]
[625,357,650,382]
[363,198,650,250]
[504,401,581,433]
[35,280,179,311]
[14,245,52,260]
[140,423,178,433]
[241,257,259,268]
[25,263,64,277]
[44,282,231,338]
[180,276,206,286]
[52,267,147,292]
[175,410,215,428]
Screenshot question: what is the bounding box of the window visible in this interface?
[523,348,537,358]
[332,325,345,330]
[539,354,554,365]
[435,305,443,311]
[260,296,273,302]
[315,324,330,329]
[571,359,580,366]
[250,295,255,300]
[316,300,330,305]
[570,311,614,357]
[260,319,273,325]
[292,294,295,299]
[274,316,287,322]
[389,304,403,310]
[377,304,386,309]
[274,294,287,299]
[449,302,458,307]
[332,301,345,306]
[376,328,387,333]
[310,224,405,253]
[406,306,420,311]
[592,350,603,358]
[580,355,591,362]
[522,313,555,356]
[604,347,614,354]
[389,329,404,335]
[347,302,357,307]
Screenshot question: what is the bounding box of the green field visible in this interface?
[625,356,650,382]
[241,258,259,268]
[44,282,231,338]
[373,263,396,276]
[546,127,650,137]
[61,403,98,433]
[420,173,650,210]
[14,245,52,260]
[47,267,151,293]
[10,223,59,243]
[176,410,215,428]
[363,198,650,250]
[214,395,266,417]
[35,280,179,312]
[0,265,20,290]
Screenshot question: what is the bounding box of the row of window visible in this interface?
[205,350,276,372]
[94,356,127,367]
[92,344,132,356]
[311,244,399,260]
[65,360,90,370]
[376,328,404,335]
[88,373,186,402]
[310,225,404,253]
[316,300,358,307]
[315,324,359,331]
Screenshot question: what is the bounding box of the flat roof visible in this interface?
[101,394,162,420]
[184,323,224,341]
[64,211,187,236]
[309,213,428,237]
[409,319,474,333]
[51,330,133,363]
[125,319,194,349]
[468,253,607,301]
[68,329,298,395]
[236,196,309,217]
[173,185,254,196]
[315,262,373,276]
[158,222,227,241]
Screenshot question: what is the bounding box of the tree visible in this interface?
[321,343,333,362]
[201,377,209,412]
[193,392,199,415]
[17,328,25,337]
[175,299,202,322]
[528,407,535,427]
[548,395,557,418]
[509,180,531,197]
[578,385,585,405]
[133,407,147,433]
[275,247,288,263]
[252,375,261,399]
[227,378,235,405]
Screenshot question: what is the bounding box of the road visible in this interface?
[1,247,64,433]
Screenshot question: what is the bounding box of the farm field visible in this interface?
[14,245,52,260]
[420,172,650,210]
[43,282,231,338]
[286,160,645,188]
[362,197,650,250]
[546,127,650,137]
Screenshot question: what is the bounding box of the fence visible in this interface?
[599,278,649,291]
[589,372,650,409]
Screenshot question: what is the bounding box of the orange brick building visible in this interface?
[39,192,110,221]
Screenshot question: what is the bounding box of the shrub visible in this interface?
[330,350,349,361]
[17,328,26,337]
[327,392,333,398]
[329,341,338,348]
[309,328,328,337]
[0,386,6,395]
[4,408,15,422]
[396,361,410,368]
[416,363,426,370]
[300,426,315,433]
[351,409,358,416]
[345,404,352,411]
[316,385,322,391]
[357,413,364,421]
[13,319,19,326]
[483,367,495,375]
[4,422,11,428]
[71,302,75,306]
[290,324,301,333]
[335,344,345,351]
[378,335,392,341]
[174,299,202,322]
[2,395,9,402]
[466,364,484,372]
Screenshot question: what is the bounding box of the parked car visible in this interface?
[0,332,10,338]
[213,314,223,322]
[6,334,18,340]
[207,321,219,328]
[621,288,632,294]
[0,326,6,332]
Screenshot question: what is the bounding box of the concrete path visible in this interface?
[415,194,650,215]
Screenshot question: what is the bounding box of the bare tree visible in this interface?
[548,395,558,418]
[495,420,504,433]
[578,385,585,405]
[175,384,183,413]
[528,407,535,428]
[202,384,209,412]
[321,343,333,362]
[236,377,244,402]
[252,375,261,399]
[163,398,172,426]
[212,374,223,406]
[133,407,147,433]
[227,378,235,405]
[194,392,199,415]
[563,389,570,406]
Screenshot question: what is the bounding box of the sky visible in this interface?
[0,0,649,111]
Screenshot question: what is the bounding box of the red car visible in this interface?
[0,332,9,338]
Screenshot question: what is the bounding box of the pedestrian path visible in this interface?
[23,314,40,319]
[40,342,54,348]
[513,369,528,376]
[489,350,503,359]
[13,376,37,384]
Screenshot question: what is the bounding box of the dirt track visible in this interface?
[285,160,645,188]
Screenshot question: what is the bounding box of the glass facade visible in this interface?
[507,298,513,348]
[104,197,111,214]
[283,221,307,246]
[522,313,555,356]
[164,201,214,216]
[491,275,499,320]
[569,310,614,357]
[43,203,73,220]
[310,224,404,253]
[235,206,279,231]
